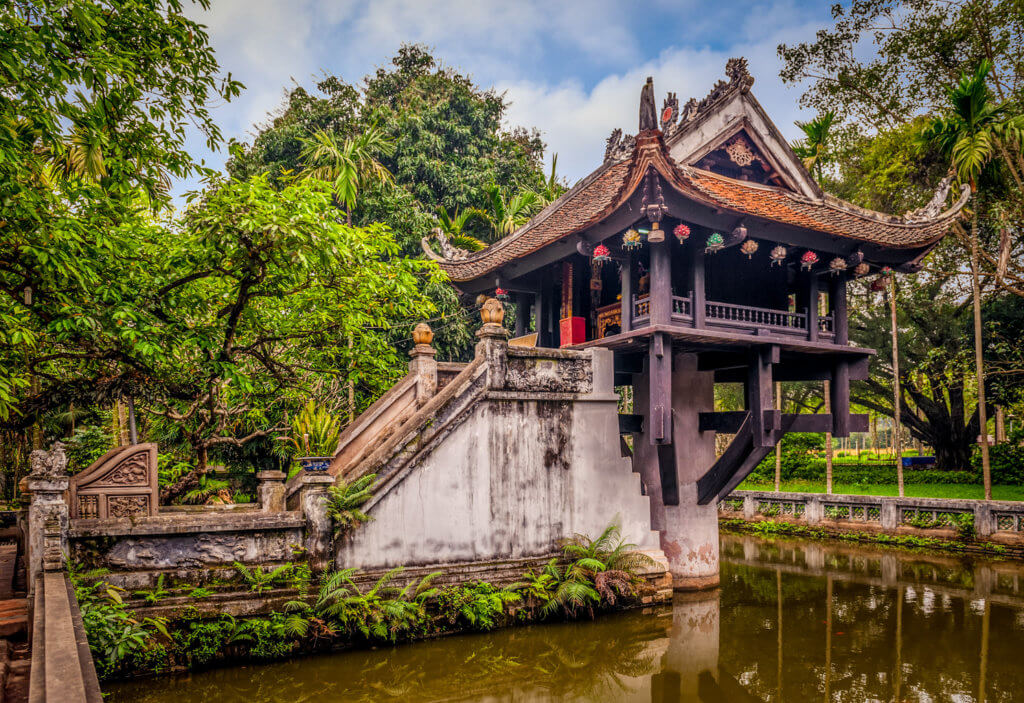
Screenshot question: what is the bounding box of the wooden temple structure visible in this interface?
[424,58,966,588]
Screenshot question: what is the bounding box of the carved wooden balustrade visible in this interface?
[68,443,158,519]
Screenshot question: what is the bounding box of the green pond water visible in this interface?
[106,533,1024,702]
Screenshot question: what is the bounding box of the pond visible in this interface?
[107,533,1024,702]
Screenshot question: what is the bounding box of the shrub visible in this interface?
[972,444,1024,484]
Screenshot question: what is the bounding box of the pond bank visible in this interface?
[721,489,1024,558]
[105,532,1024,702]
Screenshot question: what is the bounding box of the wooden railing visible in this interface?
[632,295,650,323]
[671,295,692,321]
[705,301,807,335]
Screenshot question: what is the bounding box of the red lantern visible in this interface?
[800,250,819,270]
[592,243,612,264]
[673,223,690,242]
[494,287,509,301]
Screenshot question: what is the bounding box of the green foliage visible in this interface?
[324,473,377,535]
[436,581,521,631]
[232,562,296,593]
[72,573,169,678]
[971,442,1024,483]
[0,0,241,422]
[281,400,342,457]
[133,574,170,605]
[63,424,112,471]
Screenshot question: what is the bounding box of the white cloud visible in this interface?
[175,0,830,197]
[498,15,824,183]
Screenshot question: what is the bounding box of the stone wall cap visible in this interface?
[256,470,287,480]
[68,511,304,538]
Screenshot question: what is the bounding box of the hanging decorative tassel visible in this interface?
[622,228,642,251]
[705,232,725,253]
[673,223,690,242]
[828,257,847,274]
[740,239,759,259]
[494,287,510,301]
[853,262,870,277]
[592,243,612,264]
[800,250,819,271]
[769,245,787,266]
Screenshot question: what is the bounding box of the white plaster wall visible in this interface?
[336,395,657,571]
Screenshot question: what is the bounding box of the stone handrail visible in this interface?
[723,490,1024,539]
[29,572,102,703]
[329,373,420,477]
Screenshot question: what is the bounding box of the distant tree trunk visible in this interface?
[995,407,1006,443]
[970,210,992,500]
[774,382,782,492]
[871,414,878,456]
[824,379,833,495]
[889,277,904,497]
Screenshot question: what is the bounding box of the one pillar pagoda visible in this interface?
[423,58,967,589]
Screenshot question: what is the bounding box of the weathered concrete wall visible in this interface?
[68,512,305,589]
[336,346,659,570]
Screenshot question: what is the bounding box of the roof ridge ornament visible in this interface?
[902,171,957,223]
[604,127,636,163]
[420,227,471,262]
[678,57,754,126]
[639,76,658,132]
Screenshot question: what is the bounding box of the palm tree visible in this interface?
[481,183,539,240]
[536,153,567,207]
[300,123,396,223]
[434,205,487,252]
[792,110,836,181]
[921,60,1013,499]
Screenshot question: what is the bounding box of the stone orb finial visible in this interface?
[412,322,434,346]
[480,297,504,325]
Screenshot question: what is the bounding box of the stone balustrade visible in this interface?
[723,490,1024,541]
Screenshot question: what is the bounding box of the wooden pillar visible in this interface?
[807,273,820,342]
[620,253,633,333]
[648,332,672,445]
[830,273,848,345]
[514,293,529,337]
[691,246,706,328]
[831,361,850,437]
[537,284,552,348]
[748,345,776,448]
[650,238,671,326]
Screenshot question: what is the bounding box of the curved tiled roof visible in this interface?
[433,132,968,283]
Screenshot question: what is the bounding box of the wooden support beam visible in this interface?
[807,273,819,342]
[620,252,633,333]
[691,246,706,327]
[831,360,851,436]
[698,411,866,434]
[618,414,644,434]
[648,332,672,445]
[514,293,529,337]
[746,346,775,448]
[658,444,680,505]
[649,239,671,326]
[830,272,849,345]
[714,356,869,383]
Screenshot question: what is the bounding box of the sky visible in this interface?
[177,0,839,198]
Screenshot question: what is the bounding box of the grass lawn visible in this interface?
[736,481,1024,502]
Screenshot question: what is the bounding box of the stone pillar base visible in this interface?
[671,573,721,591]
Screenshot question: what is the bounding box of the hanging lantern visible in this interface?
[769,245,787,266]
[592,243,612,264]
[494,287,510,301]
[800,250,819,271]
[673,223,691,242]
[622,228,642,251]
[705,232,725,253]
[740,239,759,259]
[853,262,870,277]
[880,266,892,274]
[829,257,847,274]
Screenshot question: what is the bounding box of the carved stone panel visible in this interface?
[69,443,158,519]
[504,355,593,394]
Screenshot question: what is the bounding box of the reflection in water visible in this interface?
[108,534,1024,702]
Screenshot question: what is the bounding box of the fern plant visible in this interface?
[133,574,171,605]
[281,400,342,457]
[324,473,377,535]
[233,562,294,593]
